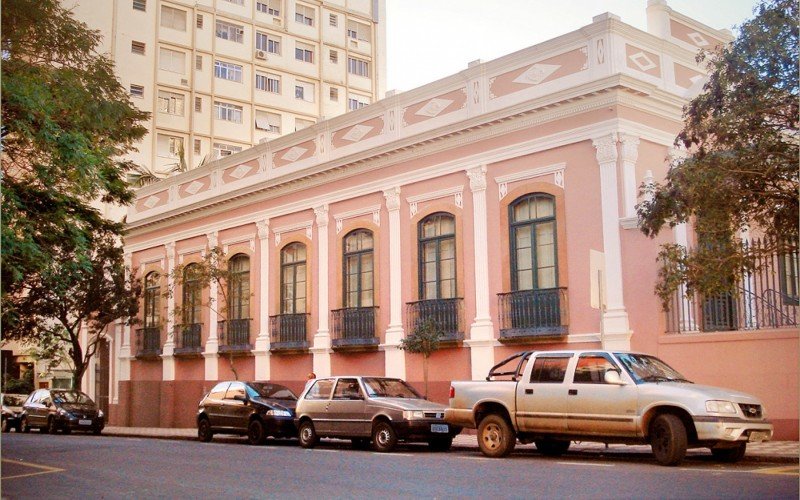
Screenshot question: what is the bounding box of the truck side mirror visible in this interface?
[604,369,626,385]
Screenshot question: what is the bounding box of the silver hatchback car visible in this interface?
[295,376,461,453]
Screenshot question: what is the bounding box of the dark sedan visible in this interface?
[21,389,104,434]
[197,381,298,445]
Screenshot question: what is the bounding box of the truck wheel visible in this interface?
[650,414,687,466]
[711,442,746,463]
[298,420,318,449]
[477,414,516,458]
[372,421,398,453]
[535,439,571,456]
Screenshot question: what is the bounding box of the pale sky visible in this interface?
[385,0,762,92]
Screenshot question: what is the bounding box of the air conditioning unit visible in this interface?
[255,50,267,60]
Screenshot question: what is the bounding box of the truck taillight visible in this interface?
[449,386,455,399]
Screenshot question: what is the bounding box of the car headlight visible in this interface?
[266,409,291,417]
[403,410,425,420]
[705,400,737,414]
[98,410,104,418]
[57,408,70,417]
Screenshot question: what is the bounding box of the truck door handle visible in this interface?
[568,389,578,396]
[525,389,533,395]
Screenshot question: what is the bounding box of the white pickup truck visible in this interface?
[445,350,773,465]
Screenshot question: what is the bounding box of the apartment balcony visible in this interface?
[497,288,569,341]
[269,314,310,353]
[174,323,202,356]
[135,327,162,358]
[331,307,379,351]
[218,319,252,354]
[405,298,464,344]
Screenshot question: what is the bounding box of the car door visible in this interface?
[24,390,44,427]
[223,382,250,431]
[301,379,335,435]
[566,352,638,436]
[327,378,368,437]
[204,382,230,429]
[515,354,572,433]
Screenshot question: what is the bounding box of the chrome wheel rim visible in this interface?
[376,428,391,446]
[482,423,502,451]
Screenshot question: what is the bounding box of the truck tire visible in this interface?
[650,414,687,466]
[535,439,571,456]
[477,414,516,458]
[711,442,746,463]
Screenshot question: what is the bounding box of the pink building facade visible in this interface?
[110,2,798,438]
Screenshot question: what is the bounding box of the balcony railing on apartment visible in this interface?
[331,306,379,350]
[218,319,252,352]
[406,298,464,343]
[269,314,309,352]
[498,287,569,340]
[136,327,162,357]
[174,323,202,355]
[666,237,799,333]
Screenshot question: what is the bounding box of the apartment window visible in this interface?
[157,134,183,158]
[224,0,244,5]
[294,81,314,102]
[347,57,369,77]
[294,4,314,26]
[196,14,204,29]
[256,0,280,15]
[157,90,185,115]
[195,55,203,70]
[255,111,281,133]
[130,84,144,98]
[216,20,244,43]
[213,142,243,158]
[346,20,371,42]
[418,213,456,300]
[295,118,314,131]
[228,255,250,321]
[214,101,243,123]
[295,42,313,63]
[131,41,146,55]
[280,243,307,314]
[132,0,146,12]
[214,61,243,82]
[510,193,557,291]
[256,73,280,93]
[159,47,186,74]
[193,139,201,154]
[343,230,374,308]
[194,96,202,112]
[161,5,187,31]
[329,87,338,101]
[348,94,369,111]
[329,13,338,27]
[329,49,338,64]
[256,32,280,54]
[182,264,202,327]
[143,272,160,328]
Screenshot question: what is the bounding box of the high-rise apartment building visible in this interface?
[65,0,386,175]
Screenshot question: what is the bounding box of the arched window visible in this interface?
[418,213,456,299]
[144,272,161,328]
[281,243,307,314]
[509,194,557,291]
[343,230,374,307]
[228,254,250,320]
[182,263,202,325]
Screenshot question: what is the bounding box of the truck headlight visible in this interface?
[266,409,291,417]
[403,411,425,420]
[705,400,737,414]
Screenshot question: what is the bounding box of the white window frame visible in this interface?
[295,4,314,26]
[256,0,280,15]
[347,57,369,77]
[159,47,186,74]
[214,60,243,83]
[256,32,281,55]
[295,42,313,63]
[214,142,243,158]
[294,81,314,102]
[158,134,183,158]
[157,90,185,116]
[216,20,244,43]
[348,95,369,111]
[256,73,281,93]
[160,5,187,31]
[214,101,243,123]
[255,111,281,133]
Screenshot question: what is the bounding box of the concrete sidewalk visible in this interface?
[104,426,798,463]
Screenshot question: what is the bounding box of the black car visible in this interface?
[197,381,298,445]
[2,394,27,432]
[21,389,104,434]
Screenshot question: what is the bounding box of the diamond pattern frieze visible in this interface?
[229,165,252,180]
[341,124,374,142]
[184,180,204,195]
[629,51,657,72]
[687,32,709,47]
[281,146,308,162]
[416,98,454,118]
[143,196,160,209]
[513,63,561,85]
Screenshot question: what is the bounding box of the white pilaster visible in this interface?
[311,205,332,377]
[118,253,133,386]
[619,133,640,219]
[204,231,219,381]
[254,220,271,379]
[162,242,176,381]
[383,187,406,379]
[592,133,631,350]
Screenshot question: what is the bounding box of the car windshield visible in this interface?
[615,353,692,384]
[362,378,421,399]
[2,394,26,406]
[52,391,94,404]
[247,383,297,401]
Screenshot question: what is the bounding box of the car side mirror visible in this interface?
[233,394,247,402]
[604,369,626,385]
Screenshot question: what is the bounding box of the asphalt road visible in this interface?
[2,432,797,499]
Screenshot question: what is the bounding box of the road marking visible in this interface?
[1,459,65,480]
[557,461,614,467]
[307,449,339,453]
[752,465,799,476]
[371,452,414,457]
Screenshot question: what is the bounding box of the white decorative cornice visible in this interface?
[221,236,255,254]
[495,162,566,200]
[466,165,487,193]
[273,220,313,246]
[406,186,464,218]
[256,219,269,240]
[333,204,382,233]
[383,187,401,211]
[592,133,619,164]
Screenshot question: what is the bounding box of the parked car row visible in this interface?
[2,389,105,435]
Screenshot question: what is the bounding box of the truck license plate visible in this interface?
[79,419,92,426]
[431,424,449,433]
[748,431,769,443]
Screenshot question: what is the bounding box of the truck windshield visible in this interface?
[362,378,421,399]
[615,353,692,384]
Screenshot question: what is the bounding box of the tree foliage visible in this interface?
[637,0,799,305]
[399,319,444,398]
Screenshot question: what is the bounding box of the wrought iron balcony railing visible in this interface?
[497,287,568,340]
[406,298,464,343]
[174,323,202,354]
[331,307,379,349]
[218,319,252,352]
[269,314,309,351]
[136,327,162,357]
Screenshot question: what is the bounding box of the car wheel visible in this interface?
[650,413,687,466]
[428,436,453,452]
[247,419,266,446]
[197,418,213,443]
[535,439,571,456]
[20,417,30,433]
[351,438,370,450]
[1,417,8,433]
[477,414,516,458]
[298,420,318,449]
[711,443,746,463]
[46,417,58,434]
[372,421,398,453]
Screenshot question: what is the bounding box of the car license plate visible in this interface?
[749,431,769,443]
[431,424,449,433]
[79,419,92,426]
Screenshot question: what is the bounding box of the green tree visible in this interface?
[637,0,799,305]
[2,234,142,389]
[399,319,444,399]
